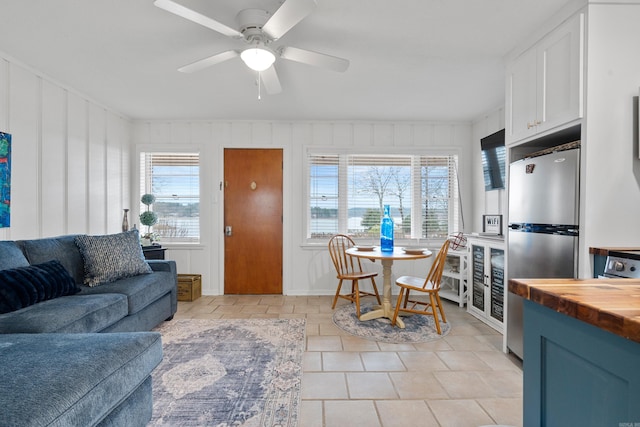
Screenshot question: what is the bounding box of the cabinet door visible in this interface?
[470,245,486,312]
[506,48,538,143]
[537,13,583,133]
[489,247,505,323]
[505,13,584,145]
[467,240,505,332]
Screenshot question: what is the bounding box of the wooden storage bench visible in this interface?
[177,274,202,302]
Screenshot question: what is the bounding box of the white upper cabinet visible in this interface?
[507,48,538,143]
[506,13,584,145]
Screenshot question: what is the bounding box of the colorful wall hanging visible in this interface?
[0,132,11,228]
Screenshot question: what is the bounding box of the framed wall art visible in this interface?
[0,132,11,228]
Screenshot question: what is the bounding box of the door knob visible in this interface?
[225,226,232,236]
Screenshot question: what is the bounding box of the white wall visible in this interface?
[133,121,473,295]
[579,2,640,277]
[0,47,478,297]
[471,107,507,232]
[0,53,479,297]
[0,55,131,241]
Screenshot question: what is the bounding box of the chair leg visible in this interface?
[391,288,405,326]
[435,293,447,323]
[403,288,410,308]
[430,293,442,334]
[353,280,361,318]
[332,279,345,309]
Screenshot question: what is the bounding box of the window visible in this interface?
[139,152,200,243]
[307,151,460,243]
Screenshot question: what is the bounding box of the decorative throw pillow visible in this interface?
[0,241,30,271]
[74,230,152,287]
[18,235,85,285]
[0,260,81,314]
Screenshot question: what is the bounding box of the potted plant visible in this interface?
[139,193,159,246]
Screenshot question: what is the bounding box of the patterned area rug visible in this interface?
[333,302,451,343]
[149,318,305,426]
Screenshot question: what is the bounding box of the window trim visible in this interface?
[302,146,462,247]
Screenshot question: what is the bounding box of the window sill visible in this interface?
[157,243,205,250]
[301,239,446,250]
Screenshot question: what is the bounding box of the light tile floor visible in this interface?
[175,295,523,427]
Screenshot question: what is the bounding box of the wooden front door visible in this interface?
[224,148,283,294]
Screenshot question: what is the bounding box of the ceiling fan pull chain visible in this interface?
[257,71,262,100]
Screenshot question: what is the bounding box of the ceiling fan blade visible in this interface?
[178,50,239,73]
[260,66,282,94]
[154,0,242,38]
[279,46,349,72]
[262,0,317,40]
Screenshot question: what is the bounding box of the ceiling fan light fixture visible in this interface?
[241,46,276,71]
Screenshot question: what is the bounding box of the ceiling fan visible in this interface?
[153,0,350,95]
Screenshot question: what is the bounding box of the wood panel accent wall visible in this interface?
[0,56,131,241]
[133,120,473,296]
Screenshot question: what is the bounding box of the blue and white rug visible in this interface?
[333,302,451,343]
[149,318,305,427]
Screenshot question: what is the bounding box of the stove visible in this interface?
[603,250,640,279]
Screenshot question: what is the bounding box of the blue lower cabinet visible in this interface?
[523,300,640,426]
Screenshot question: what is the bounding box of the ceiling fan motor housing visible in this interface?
[236,9,271,43]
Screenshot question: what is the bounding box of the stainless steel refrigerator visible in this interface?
[506,147,580,359]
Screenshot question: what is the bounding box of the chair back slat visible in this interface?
[422,239,450,291]
[328,234,362,276]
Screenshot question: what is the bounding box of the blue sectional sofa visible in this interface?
[0,332,163,427]
[0,231,178,426]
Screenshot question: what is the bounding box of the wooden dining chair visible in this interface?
[328,234,381,318]
[391,239,450,333]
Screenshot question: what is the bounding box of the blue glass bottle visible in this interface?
[380,204,394,252]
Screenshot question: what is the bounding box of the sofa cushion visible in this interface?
[75,230,152,287]
[0,332,162,427]
[79,270,175,315]
[0,293,128,333]
[96,376,153,427]
[18,234,85,284]
[0,260,81,314]
[0,241,29,271]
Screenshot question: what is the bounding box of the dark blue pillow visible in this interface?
[0,260,81,314]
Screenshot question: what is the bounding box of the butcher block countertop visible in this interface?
[509,278,640,343]
[589,246,640,256]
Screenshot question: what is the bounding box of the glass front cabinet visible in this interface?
[467,238,505,332]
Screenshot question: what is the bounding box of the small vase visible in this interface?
[122,209,129,232]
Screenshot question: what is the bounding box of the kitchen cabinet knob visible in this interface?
[527,120,542,129]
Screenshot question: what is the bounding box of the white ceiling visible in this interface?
[0,0,570,122]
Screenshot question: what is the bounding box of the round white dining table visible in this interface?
[345,246,432,328]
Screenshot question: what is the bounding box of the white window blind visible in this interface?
[307,152,459,242]
[418,156,459,239]
[309,155,339,237]
[140,152,200,243]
